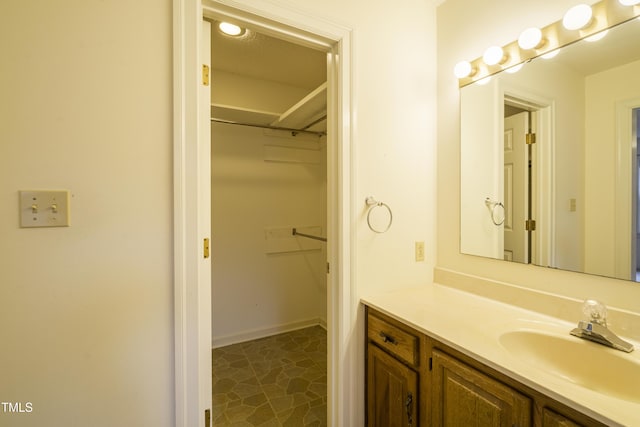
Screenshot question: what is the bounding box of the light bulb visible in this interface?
[562,4,593,30]
[476,76,492,86]
[518,27,543,50]
[585,29,608,42]
[453,61,474,78]
[541,49,560,59]
[483,46,505,66]
[619,0,640,5]
[505,63,523,74]
[219,22,244,36]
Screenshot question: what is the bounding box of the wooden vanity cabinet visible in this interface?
[365,306,608,427]
[366,307,425,426]
[431,349,531,426]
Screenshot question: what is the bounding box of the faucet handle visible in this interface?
[582,299,607,326]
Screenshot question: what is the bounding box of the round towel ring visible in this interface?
[365,196,393,233]
[484,197,505,226]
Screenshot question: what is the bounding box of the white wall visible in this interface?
[211,123,327,345]
[437,0,640,315]
[0,1,174,426]
[584,59,640,277]
[2,0,438,425]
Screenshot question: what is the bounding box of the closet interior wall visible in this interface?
[210,22,328,347]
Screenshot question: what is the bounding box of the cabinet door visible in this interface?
[431,350,531,427]
[367,343,418,427]
[542,408,583,427]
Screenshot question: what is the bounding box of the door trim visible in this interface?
[615,98,640,280]
[174,1,355,426]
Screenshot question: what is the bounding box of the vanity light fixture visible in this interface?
[541,49,560,59]
[562,4,593,30]
[218,22,245,37]
[454,60,475,78]
[483,46,507,66]
[518,27,544,50]
[505,63,523,74]
[585,29,609,42]
[455,0,639,87]
[476,76,492,85]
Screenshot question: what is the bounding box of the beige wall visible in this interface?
[0,1,174,426]
[437,0,640,314]
[1,0,438,425]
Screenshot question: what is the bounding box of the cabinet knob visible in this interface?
[379,331,397,345]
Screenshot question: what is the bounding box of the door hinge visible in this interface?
[525,219,536,231]
[204,238,210,259]
[526,132,536,145]
[429,357,433,371]
[202,64,210,86]
[326,262,330,274]
[205,409,211,427]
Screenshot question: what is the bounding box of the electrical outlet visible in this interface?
[415,241,425,262]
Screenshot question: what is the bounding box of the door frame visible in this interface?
[173,1,355,426]
[503,89,555,269]
[615,98,640,280]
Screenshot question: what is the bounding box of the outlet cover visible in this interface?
[19,190,70,228]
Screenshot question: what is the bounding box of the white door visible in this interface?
[504,112,528,262]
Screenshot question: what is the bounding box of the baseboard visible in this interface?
[212,317,327,349]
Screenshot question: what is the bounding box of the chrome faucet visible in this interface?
[570,299,634,353]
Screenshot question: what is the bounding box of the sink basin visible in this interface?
[499,330,640,403]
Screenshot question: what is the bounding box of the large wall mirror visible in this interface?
[460,15,640,282]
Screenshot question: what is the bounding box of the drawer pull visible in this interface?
[406,392,413,426]
[379,331,398,345]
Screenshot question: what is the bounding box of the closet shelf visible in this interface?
[211,104,280,126]
[271,82,327,131]
[211,82,327,134]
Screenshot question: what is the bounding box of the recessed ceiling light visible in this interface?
[219,22,244,37]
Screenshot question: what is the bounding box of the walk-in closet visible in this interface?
[208,19,328,426]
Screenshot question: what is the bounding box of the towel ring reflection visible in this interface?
[484,197,505,226]
[366,196,393,233]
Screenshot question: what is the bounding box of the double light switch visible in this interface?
[19,190,70,228]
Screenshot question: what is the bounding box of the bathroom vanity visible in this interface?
[363,285,640,426]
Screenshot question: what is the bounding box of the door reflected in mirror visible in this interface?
[460,17,640,282]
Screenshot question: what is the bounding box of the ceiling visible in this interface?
[210,21,327,90]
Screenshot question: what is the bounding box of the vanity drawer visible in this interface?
[367,311,419,366]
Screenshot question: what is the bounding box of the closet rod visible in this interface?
[292,228,327,242]
[211,117,326,137]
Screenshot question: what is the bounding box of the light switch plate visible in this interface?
[19,190,70,228]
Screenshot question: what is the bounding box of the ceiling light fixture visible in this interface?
[619,0,640,5]
[562,4,593,30]
[518,27,544,50]
[218,22,244,37]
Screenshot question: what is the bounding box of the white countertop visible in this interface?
[361,283,640,427]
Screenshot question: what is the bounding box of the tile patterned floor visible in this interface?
[212,325,327,426]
